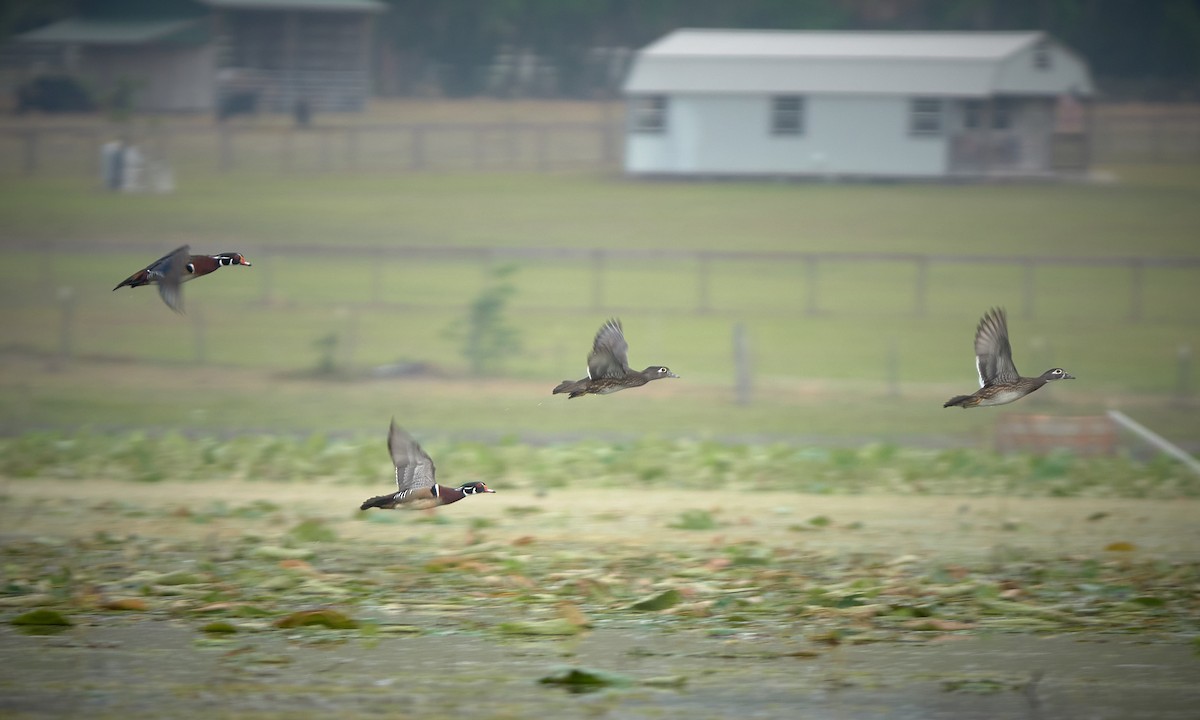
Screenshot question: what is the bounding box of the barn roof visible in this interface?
[624,29,1092,97]
[200,0,385,11]
[16,17,207,45]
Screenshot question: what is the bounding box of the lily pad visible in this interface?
[498,618,585,636]
[538,667,632,693]
[274,609,359,630]
[201,621,239,634]
[11,609,72,626]
[627,589,683,612]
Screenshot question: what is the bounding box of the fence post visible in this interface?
[1022,258,1036,320]
[218,126,233,173]
[887,338,900,397]
[280,130,293,173]
[696,253,712,314]
[732,321,751,405]
[258,247,273,305]
[913,256,928,317]
[591,249,605,311]
[370,247,383,304]
[473,126,485,170]
[193,306,206,364]
[346,128,359,171]
[804,255,820,316]
[56,286,75,367]
[22,129,38,176]
[410,126,425,170]
[318,128,331,171]
[536,126,549,172]
[1175,344,1193,406]
[1128,259,1144,323]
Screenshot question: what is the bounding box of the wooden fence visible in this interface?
[18,240,1200,324]
[1,104,1198,177]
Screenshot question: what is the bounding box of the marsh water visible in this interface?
[2,621,1197,719]
[1,480,1197,719]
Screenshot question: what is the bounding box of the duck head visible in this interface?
[1040,368,1075,381]
[215,252,252,267]
[457,481,496,495]
[643,366,679,380]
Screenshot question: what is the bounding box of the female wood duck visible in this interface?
[944,307,1074,409]
[552,318,678,398]
[113,245,251,313]
[360,419,496,511]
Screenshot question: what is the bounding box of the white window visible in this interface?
[770,95,804,135]
[630,95,667,134]
[909,98,944,136]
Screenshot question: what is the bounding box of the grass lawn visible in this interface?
[0,159,1197,445]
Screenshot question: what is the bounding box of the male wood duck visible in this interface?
[360,419,496,511]
[113,245,251,313]
[943,307,1075,409]
[552,318,678,398]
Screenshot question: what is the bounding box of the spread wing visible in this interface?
[154,245,190,314]
[974,307,1019,386]
[586,318,631,379]
[388,419,437,500]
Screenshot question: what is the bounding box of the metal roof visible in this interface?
[625,29,1091,97]
[200,0,385,11]
[639,29,1043,60]
[16,17,206,45]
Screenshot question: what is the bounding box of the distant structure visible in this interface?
[12,0,385,115]
[622,29,1095,180]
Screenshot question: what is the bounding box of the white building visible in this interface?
[622,29,1095,179]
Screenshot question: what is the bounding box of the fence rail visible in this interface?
[14,240,1200,323]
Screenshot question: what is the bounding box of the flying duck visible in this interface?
[944,307,1075,409]
[113,245,251,313]
[360,419,496,511]
[552,318,678,398]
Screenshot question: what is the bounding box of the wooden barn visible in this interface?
[622,29,1095,180]
[13,0,384,115]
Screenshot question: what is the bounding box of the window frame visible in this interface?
[770,95,805,136]
[629,95,668,134]
[909,97,945,137]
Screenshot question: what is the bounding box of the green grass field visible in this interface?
[0,150,1197,444]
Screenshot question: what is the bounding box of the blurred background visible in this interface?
[0,0,1197,453]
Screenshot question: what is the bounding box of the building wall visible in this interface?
[626,93,948,177]
[83,45,216,112]
[994,40,1094,96]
